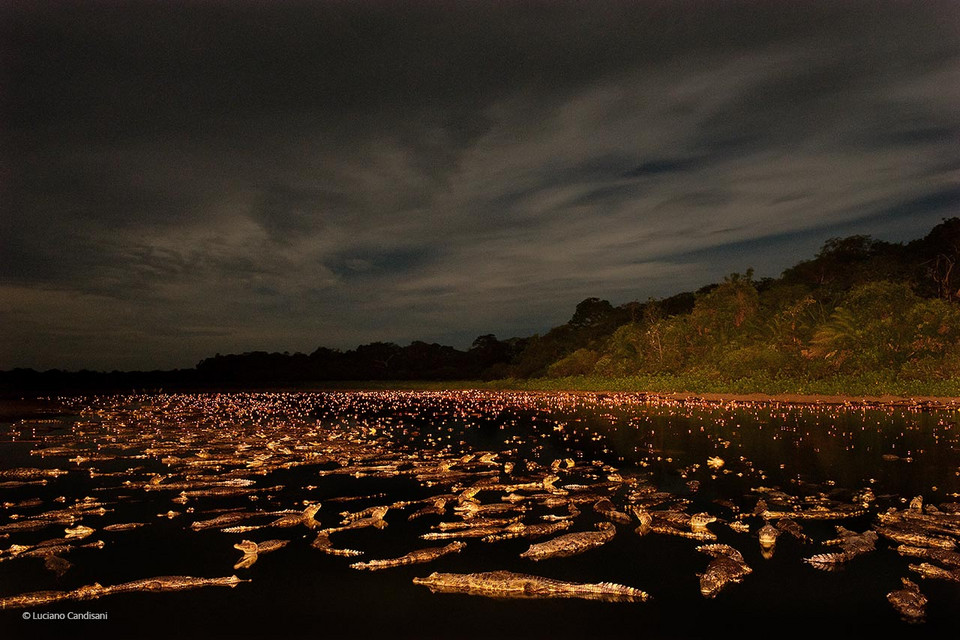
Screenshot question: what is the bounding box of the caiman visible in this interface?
[0,480,48,489]
[0,468,69,479]
[541,503,580,522]
[0,575,246,609]
[103,522,147,532]
[805,526,878,569]
[761,505,866,521]
[886,577,927,623]
[482,520,571,543]
[422,525,509,540]
[233,539,288,570]
[271,503,322,529]
[593,499,632,524]
[758,523,779,550]
[758,521,778,559]
[64,525,95,539]
[646,509,717,541]
[520,522,616,561]
[689,513,717,533]
[876,525,957,550]
[311,532,363,557]
[412,570,649,602]
[434,516,522,531]
[697,544,751,598]
[318,506,387,535]
[896,544,960,568]
[775,517,811,543]
[908,562,960,582]
[189,510,294,531]
[350,541,466,571]
[340,504,393,524]
[454,501,526,519]
[408,497,450,520]
[43,554,72,577]
[650,524,716,542]
[107,574,247,595]
[632,507,652,536]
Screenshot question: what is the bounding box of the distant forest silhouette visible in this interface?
[5,217,960,395]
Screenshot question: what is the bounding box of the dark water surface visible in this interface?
[1,391,959,639]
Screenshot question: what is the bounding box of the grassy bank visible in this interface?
[307,374,960,399]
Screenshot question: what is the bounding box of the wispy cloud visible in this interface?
[3,1,959,369]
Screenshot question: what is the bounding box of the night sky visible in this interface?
[3,1,959,371]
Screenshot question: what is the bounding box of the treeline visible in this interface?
[527,217,960,384]
[4,218,960,395]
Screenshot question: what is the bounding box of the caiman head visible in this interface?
[412,572,442,587]
[302,503,322,522]
[698,571,724,599]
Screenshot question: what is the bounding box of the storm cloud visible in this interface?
[3,0,959,370]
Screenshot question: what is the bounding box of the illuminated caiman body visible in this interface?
[805,526,878,569]
[233,539,289,570]
[220,504,322,533]
[761,505,866,521]
[482,519,571,543]
[0,500,109,535]
[0,535,105,571]
[434,516,521,532]
[520,522,616,561]
[412,570,649,602]
[593,499,632,524]
[886,578,927,622]
[907,562,960,582]
[311,532,363,557]
[0,467,68,479]
[318,506,387,536]
[340,504,394,524]
[190,509,296,531]
[877,526,956,550]
[758,523,778,548]
[775,517,811,543]
[697,544,751,598]
[422,526,507,541]
[349,541,466,571]
[0,575,246,609]
[102,522,147,532]
[647,510,718,541]
[876,502,959,549]
[408,497,450,520]
[896,544,960,568]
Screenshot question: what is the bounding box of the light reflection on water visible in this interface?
[1,391,959,639]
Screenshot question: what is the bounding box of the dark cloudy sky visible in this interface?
[3,1,959,371]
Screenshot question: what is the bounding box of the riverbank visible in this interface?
[4,374,960,411]
[299,375,960,408]
[0,397,71,421]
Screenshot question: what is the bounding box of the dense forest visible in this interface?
[5,218,960,395]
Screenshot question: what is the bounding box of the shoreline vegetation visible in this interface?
[296,375,960,402]
[6,219,960,403]
[294,376,960,407]
[5,378,960,419]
